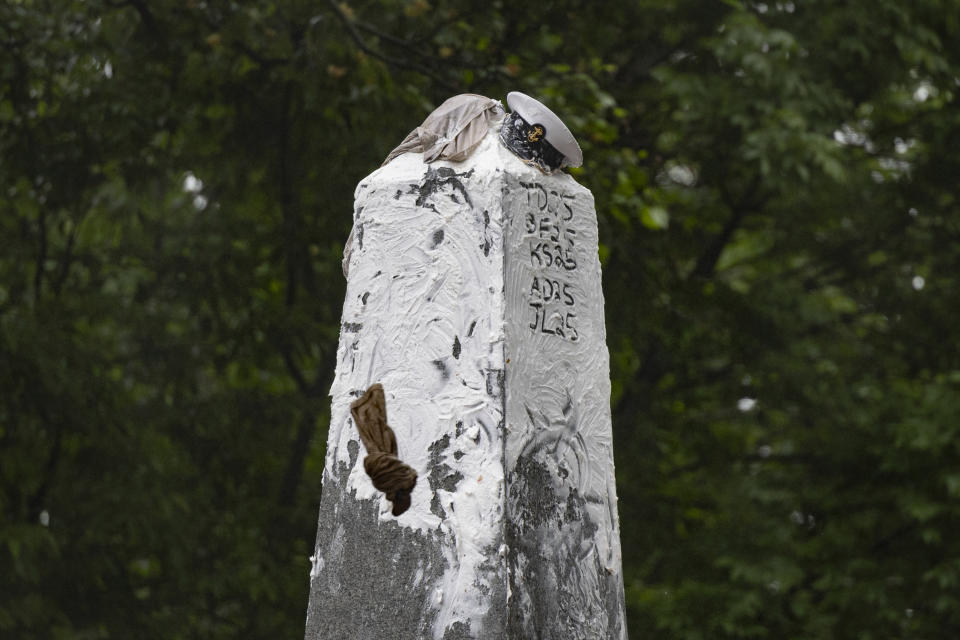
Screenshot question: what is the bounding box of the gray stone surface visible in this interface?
[501,173,626,639]
[305,454,445,640]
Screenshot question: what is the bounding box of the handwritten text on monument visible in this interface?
[521,182,582,343]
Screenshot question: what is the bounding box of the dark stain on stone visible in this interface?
[356,222,364,250]
[394,189,403,200]
[432,228,445,247]
[342,322,363,333]
[481,209,492,256]
[428,434,450,463]
[433,359,450,380]
[427,434,463,494]
[452,336,461,359]
[485,368,504,399]
[439,471,463,493]
[431,492,445,518]
[374,270,382,277]
[349,339,359,372]
[475,541,509,637]
[442,621,473,640]
[346,439,359,467]
[504,452,625,639]
[455,420,464,437]
[361,291,370,305]
[453,450,465,460]
[467,320,477,337]
[508,456,555,527]
[565,488,599,540]
[407,167,475,213]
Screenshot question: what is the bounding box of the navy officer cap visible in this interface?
[500,91,583,173]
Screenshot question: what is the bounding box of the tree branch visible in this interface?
[326,0,460,93]
[52,211,86,297]
[690,176,766,279]
[126,0,161,40]
[277,348,335,507]
[28,422,63,517]
[690,206,746,279]
[277,82,300,308]
[277,410,317,508]
[281,347,312,396]
[33,208,47,303]
[194,7,290,67]
[354,20,427,56]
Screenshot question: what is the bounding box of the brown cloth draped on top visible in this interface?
[381,93,504,167]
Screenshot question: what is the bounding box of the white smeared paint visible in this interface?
[308,554,324,578]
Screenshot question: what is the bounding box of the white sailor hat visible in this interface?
[501,91,583,171]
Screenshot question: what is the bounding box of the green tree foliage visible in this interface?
[2,0,958,637]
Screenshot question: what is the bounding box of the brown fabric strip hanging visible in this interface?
[349,383,418,516]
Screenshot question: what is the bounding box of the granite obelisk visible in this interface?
[305,95,626,640]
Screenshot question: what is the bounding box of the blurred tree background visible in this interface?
[2,0,959,637]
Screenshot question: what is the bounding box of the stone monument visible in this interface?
[304,93,626,639]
